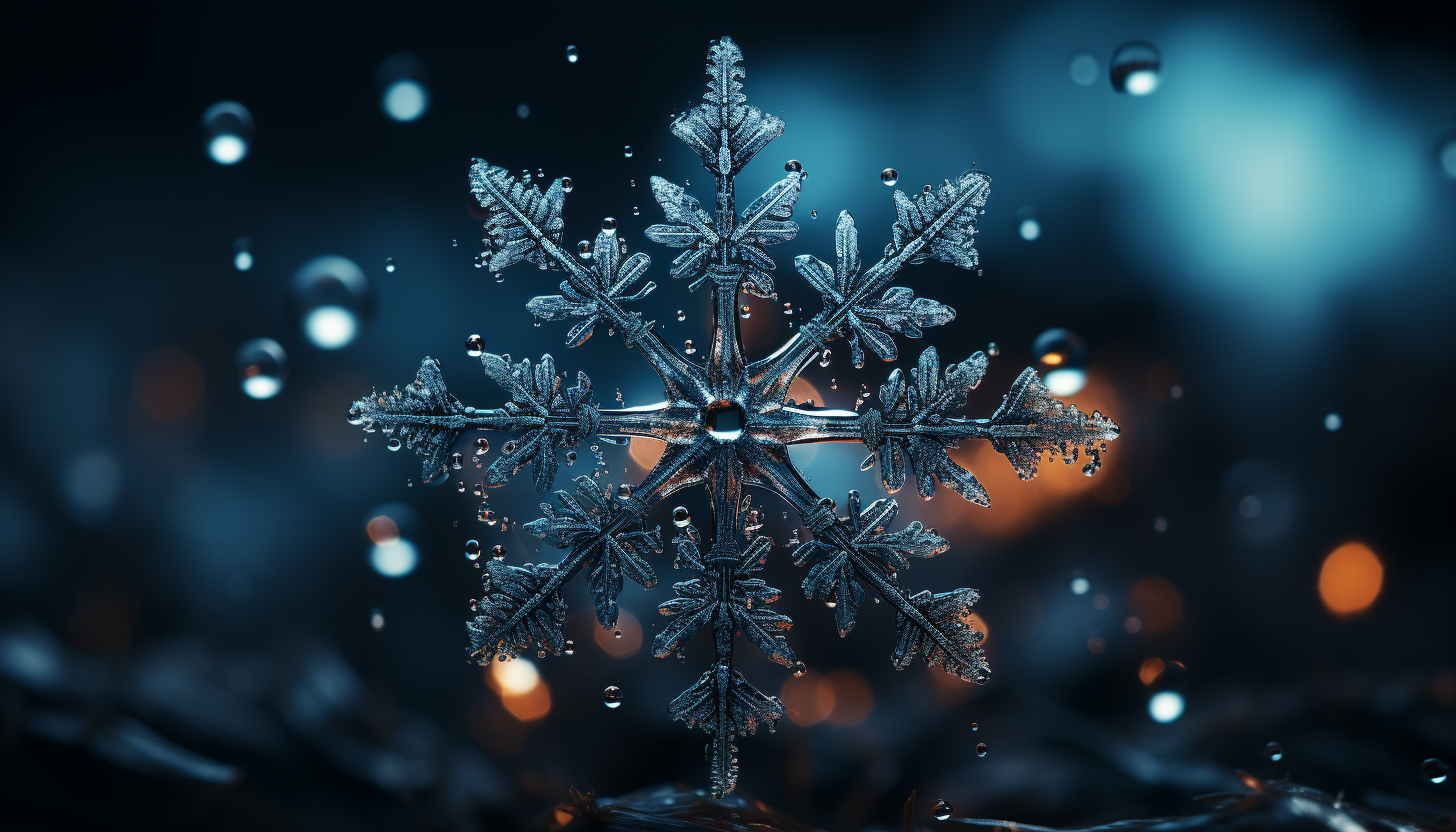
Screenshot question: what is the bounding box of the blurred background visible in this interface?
[1,1,1453,830]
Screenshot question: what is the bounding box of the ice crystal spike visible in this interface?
[346,35,1122,797]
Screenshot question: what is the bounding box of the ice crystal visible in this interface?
[347,36,1121,796]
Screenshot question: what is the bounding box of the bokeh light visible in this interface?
[369,538,417,578]
[376,54,431,122]
[290,255,371,350]
[201,101,253,164]
[1318,542,1383,617]
[1148,690,1184,723]
[235,338,287,400]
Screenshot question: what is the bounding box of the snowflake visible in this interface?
[346,36,1120,796]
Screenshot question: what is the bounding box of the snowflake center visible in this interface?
[704,400,747,442]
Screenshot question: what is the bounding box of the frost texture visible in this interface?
[348,36,1121,797]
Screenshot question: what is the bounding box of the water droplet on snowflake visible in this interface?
[465,539,481,560]
[1422,757,1450,784]
[602,216,618,232]
[576,240,592,259]
[564,450,578,466]
[881,168,898,186]
[932,800,953,821]
[236,338,287,400]
[560,176,574,193]
[202,101,253,164]
[818,349,831,368]
[616,483,633,500]
[603,685,623,707]
[975,743,988,757]
[491,544,506,561]
[1263,741,1284,762]
[613,629,623,640]
[1033,328,1088,396]
[370,607,386,630]
[791,662,806,677]
[684,339,696,355]
[672,506,691,527]
[782,159,802,173]
[465,334,485,357]
[387,438,402,451]
[738,304,751,319]
[1069,51,1098,86]
[1110,41,1161,95]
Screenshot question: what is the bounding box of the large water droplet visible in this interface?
[881,168,899,186]
[1033,327,1088,396]
[784,159,802,173]
[465,539,481,560]
[602,216,617,232]
[202,101,253,165]
[672,506,691,527]
[475,437,490,455]
[1263,741,1284,762]
[291,255,371,350]
[566,45,579,64]
[1069,52,1098,86]
[1110,41,1161,96]
[465,334,485,357]
[236,338,287,400]
[603,685,623,708]
[975,743,988,758]
[491,544,506,561]
[1422,757,1450,784]
[932,800,953,821]
[576,240,592,259]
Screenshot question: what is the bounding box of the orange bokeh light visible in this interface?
[1318,542,1383,617]
[1138,657,1166,686]
[781,669,836,726]
[366,515,399,544]
[628,437,666,471]
[593,608,643,657]
[824,670,874,726]
[484,658,552,722]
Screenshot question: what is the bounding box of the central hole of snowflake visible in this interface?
[704,401,745,441]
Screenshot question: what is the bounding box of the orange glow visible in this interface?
[787,377,822,407]
[1138,657,1166,685]
[593,608,643,657]
[781,669,836,725]
[1318,542,1383,617]
[366,515,399,544]
[1128,576,1183,634]
[1040,352,1065,366]
[484,658,552,722]
[628,437,666,471]
[824,670,874,726]
[966,612,989,645]
[133,347,205,421]
[1087,635,1106,654]
[1124,616,1142,634]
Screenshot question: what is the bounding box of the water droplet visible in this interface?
[810,209,818,219]
[465,539,482,560]
[616,483,633,500]
[491,544,506,561]
[565,450,578,465]
[475,437,490,455]
[684,339,696,355]
[292,256,370,350]
[1110,41,1161,96]
[494,271,505,282]
[1422,757,1450,784]
[613,629,623,639]
[603,685,623,708]
[677,309,686,321]
[975,743,988,758]
[451,239,457,247]
[450,453,464,470]
[1069,51,1098,86]
[1324,413,1342,431]
[791,661,806,677]
[1033,328,1088,396]
[784,159,802,173]
[577,239,592,259]
[624,145,633,158]
[1263,741,1284,762]
[1148,690,1184,723]
[202,101,253,165]
[481,509,498,526]
[370,607,386,630]
[561,176,574,193]
[818,348,831,368]
[932,800,953,821]
[632,206,639,216]
[384,256,396,273]
[971,722,979,731]
[236,338,287,400]
[740,304,751,319]
[232,237,254,271]
[566,45,579,64]
[386,438,402,452]
[881,168,899,186]
[672,506,691,527]
[465,334,485,357]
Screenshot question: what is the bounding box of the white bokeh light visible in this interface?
[1148,691,1185,723]
[208,135,247,165]
[383,80,429,122]
[304,305,358,350]
[370,539,418,578]
[233,250,253,271]
[1019,218,1041,240]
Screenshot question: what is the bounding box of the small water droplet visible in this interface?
[561,176,574,193]
[810,209,818,218]
[684,339,696,355]
[236,338,287,400]
[677,309,686,321]
[1263,741,1284,762]
[465,539,481,560]
[987,342,999,356]
[932,800,953,821]
[616,483,633,500]
[370,607,385,630]
[613,629,623,639]
[475,437,490,455]
[480,509,498,526]
[1110,41,1161,95]
[818,348,831,368]
[975,742,988,757]
[602,216,618,232]
[740,304,751,319]
[387,437,402,451]
[491,544,506,561]
[566,45,579,63]
[881,168,899,186]
[384,257,396,273]
[624,145,633,158]
[672,506,691,527]
[451,239,457,247]
[971,722,979,731]
[1422,757,1450,784]
[1034,328,1088,396]
[791,661,806,677]
[603,685,623,707]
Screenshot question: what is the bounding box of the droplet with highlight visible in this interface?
[202,101,254,165]
[236,338,287,400]
[1033,327,1088,396]
[1110,41,1161,96]
[603,685,623,708]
